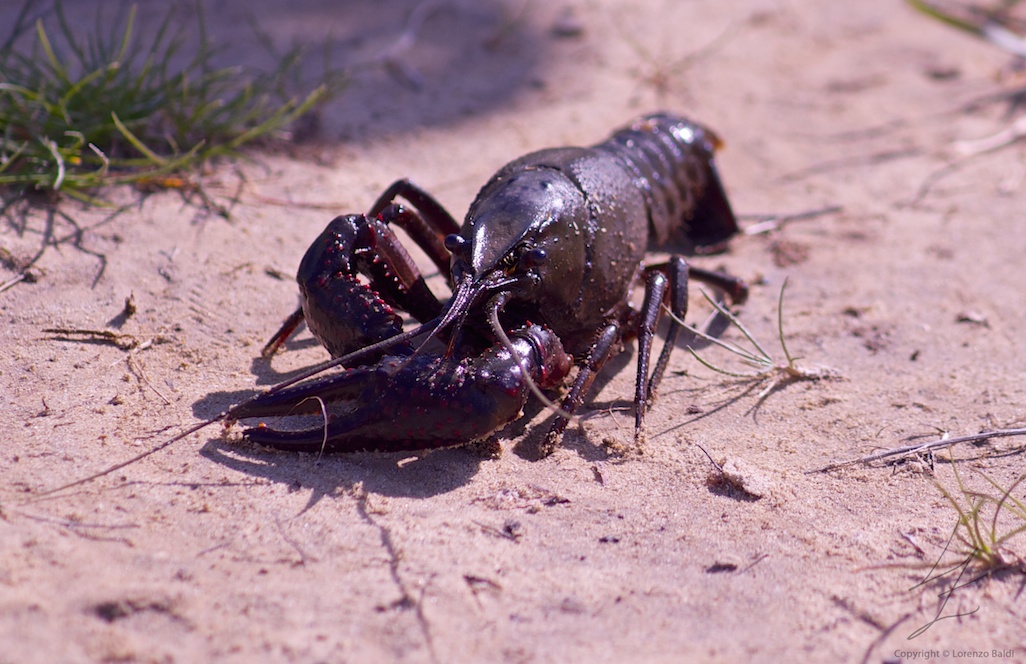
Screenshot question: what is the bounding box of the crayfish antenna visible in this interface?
[265,317,442,397]
[32,321,443,497]
[486,295,576,423]
[31,415,228,498]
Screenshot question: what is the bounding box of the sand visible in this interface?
[2,1,1025,662]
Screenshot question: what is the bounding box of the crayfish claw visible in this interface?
[237,325,571,455]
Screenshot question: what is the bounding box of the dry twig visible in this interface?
[810,428,1026,473]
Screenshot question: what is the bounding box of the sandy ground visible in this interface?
[3,0,1026,662]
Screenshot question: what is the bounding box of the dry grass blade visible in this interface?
[671,279,838,405]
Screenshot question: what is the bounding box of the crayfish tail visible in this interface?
[687,156,739,254]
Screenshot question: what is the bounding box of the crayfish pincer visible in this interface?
[238,325,571,452]
[248,113,748,456]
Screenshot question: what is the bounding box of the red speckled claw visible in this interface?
[235,325,570,454]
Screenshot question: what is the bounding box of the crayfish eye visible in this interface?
[501,244,546,275]
[521,248,547,268]
[444,234,467,256]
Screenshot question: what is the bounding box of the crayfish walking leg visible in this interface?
[540,259,748,454]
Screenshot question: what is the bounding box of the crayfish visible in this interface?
[240,113,749,456]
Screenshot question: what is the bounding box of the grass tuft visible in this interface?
[935,459,1026,573]
[0,0,347,203]
[671,278,838,405]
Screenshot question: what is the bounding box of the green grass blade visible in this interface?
[222,86,327,151]
[993,522,1026,549]
[700,288,774,361]
[0,81,40,98]
[114,5,137,65]
[906,0,985,36]
[35,20,70,84]
[777,277,797,367]
[980,471,1026,540]
[0,141,29,175]
[686,347,763,378]
[59,62,120,114]
[111,112,167,165]
[88,143,109,179]
[979,472,1026,518]
[675,315,768,366]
